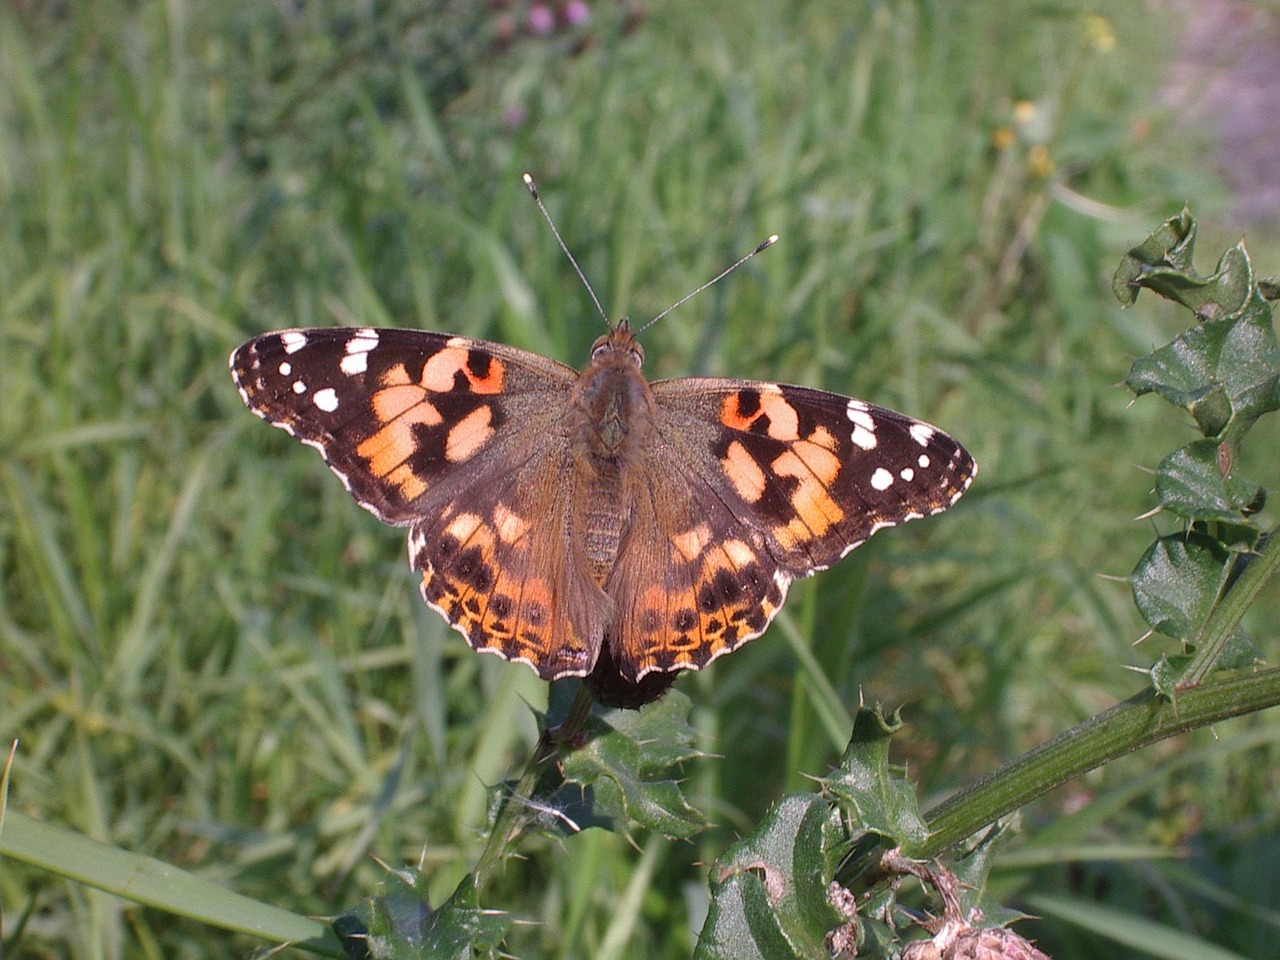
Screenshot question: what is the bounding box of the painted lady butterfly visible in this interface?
[230,188,976,707]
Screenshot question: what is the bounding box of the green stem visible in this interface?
[1179,526,1280,688]
[914,666,1280,858]
[472,683,596,888]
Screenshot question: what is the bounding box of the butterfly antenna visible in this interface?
[523,173,611,330]
[635,233,779,335]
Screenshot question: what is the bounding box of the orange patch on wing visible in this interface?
[357,399,443,478]
[429,516,499,638]
[455,343,506,394]
[445,405,494,462]
[636,584,669,640]
[379,364,414,387]
[758,392,800,440]
[420,347,471,392]
[492,502,529,544]
[509,576,562,663]
[777,438,841,486]
[719,388,801,441]
[520,576,553,609]
[719,393,756,432]
[631,538,782,674]
[670,523,712,562]
[372,384,436,422]
[771,438,845,542]
[721,440,767,503]
[476,562,521,646]
[787,481,844,536]
[386,464,427,501]
[809,424,838,451]
[444,511,486,544]
[420,344,506,395]
[721,538,756,568]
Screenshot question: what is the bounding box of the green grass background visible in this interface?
[2,1,1278,957]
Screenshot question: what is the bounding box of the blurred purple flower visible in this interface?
[503,104,528,129]
[527,4,554,35]
[563,1,590,27]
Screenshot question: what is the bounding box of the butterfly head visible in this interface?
[590,317,645,369]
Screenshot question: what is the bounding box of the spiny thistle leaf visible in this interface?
[1114,209,1251,317]
[695,795,847,960]
[1126,307,1280,439]
[818,707,928,848]
[1130,533,1230,641]
[1112,207,1198,308]
[557,690,707,838]
[1118,211,1280,441]
[333,870,509,960]
[1154,440,1264,525]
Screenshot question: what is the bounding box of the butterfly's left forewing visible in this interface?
[230,328,577,524]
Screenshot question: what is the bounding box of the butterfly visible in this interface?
[230,190,975,708]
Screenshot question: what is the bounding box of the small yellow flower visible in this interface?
[1029,144,1054,178]
[1085,13,1115,54]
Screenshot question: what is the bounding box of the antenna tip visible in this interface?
[522,173,538,197]
[757,234,779,253]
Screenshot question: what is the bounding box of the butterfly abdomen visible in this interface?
[567,360,657,582]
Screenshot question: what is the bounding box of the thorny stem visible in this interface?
[916,666,1280,858]
[473,683,596,888]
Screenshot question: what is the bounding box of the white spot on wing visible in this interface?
[871,467,894,491]
[340,352,369,375]
[340,329,379,375]
[846,401,878,450]
[918,454,931,468]
[278,361,292,376]
[407,526,426,564]
[292,380,307,394]
[909,422,935,446]
[314,387,339,412]
[900,467,914,482]
[846,403,874,430]
[281,331,308,354]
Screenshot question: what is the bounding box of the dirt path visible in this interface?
[1164,0,1280,226]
